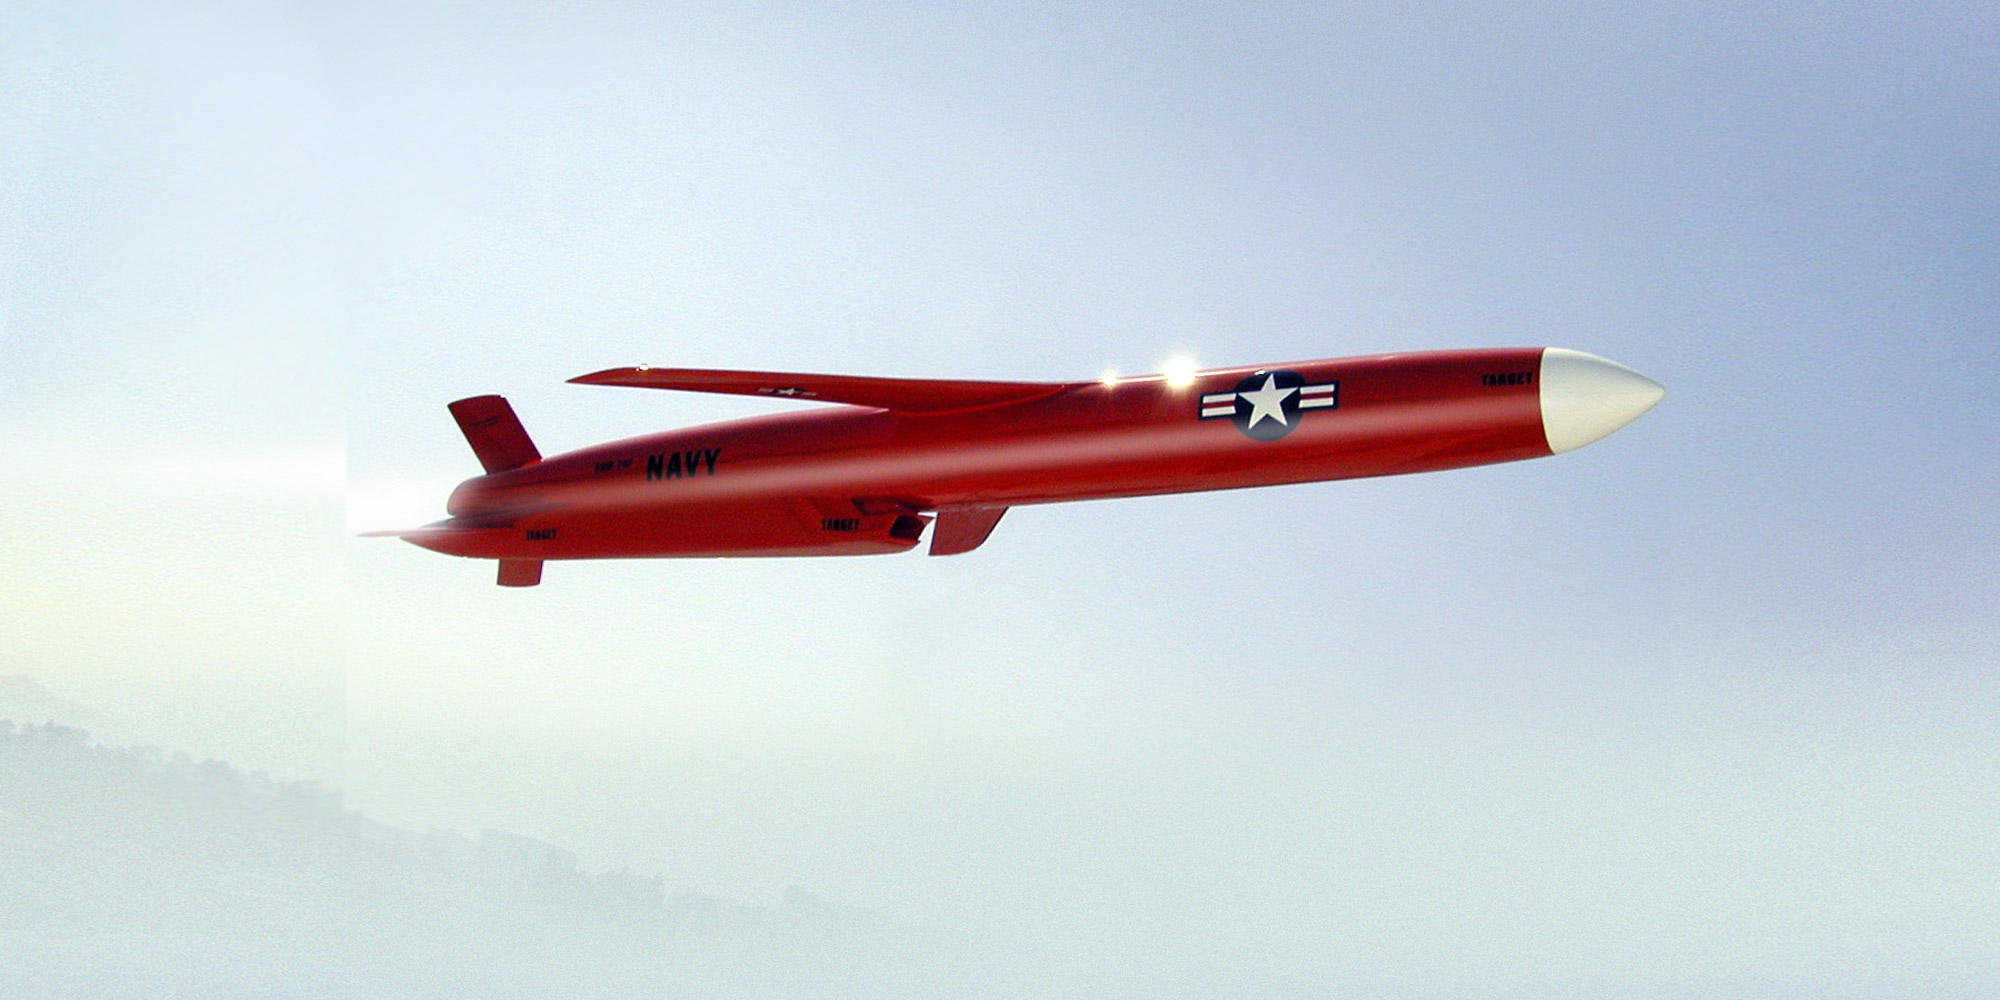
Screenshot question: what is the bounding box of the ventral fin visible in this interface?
[929,507,1007,556]
[497,559,543,587]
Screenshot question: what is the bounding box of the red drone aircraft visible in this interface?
[374,347,1663,586]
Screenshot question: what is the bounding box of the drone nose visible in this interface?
[1538,348,1665,454]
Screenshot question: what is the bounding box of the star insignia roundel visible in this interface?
[1198,370,1339,441]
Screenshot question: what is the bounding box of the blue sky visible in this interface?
[4,2,1997,994]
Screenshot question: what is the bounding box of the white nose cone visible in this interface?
[1539,348,1665,454]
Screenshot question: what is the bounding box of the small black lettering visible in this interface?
[646,453,665,480]
[822,518,860,532]
[525,528,557,541]
[702,448,720,475]
[1482,371,1534,387]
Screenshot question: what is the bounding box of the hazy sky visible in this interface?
[4,2,1997,994]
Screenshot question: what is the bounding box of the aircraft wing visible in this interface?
[568,366,1082,414]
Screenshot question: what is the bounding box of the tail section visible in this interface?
[448,395,541,473]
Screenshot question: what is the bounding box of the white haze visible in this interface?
[4,1,1998,996]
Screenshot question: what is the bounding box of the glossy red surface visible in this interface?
[398,347,1549,564]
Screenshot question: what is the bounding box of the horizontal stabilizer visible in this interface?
[449,395,541,473]
[569,366,1081,414]
[929,506,1007,556]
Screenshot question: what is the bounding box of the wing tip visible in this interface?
[568,367,643,386]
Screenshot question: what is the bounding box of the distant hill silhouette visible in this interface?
[0,717,952,999]
[0,675,113,733]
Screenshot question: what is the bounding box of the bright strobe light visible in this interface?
[1162,357,1199,388]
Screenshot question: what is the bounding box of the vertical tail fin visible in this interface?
[448,395,541,473]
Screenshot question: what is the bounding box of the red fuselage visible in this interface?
[404,347,1606,567]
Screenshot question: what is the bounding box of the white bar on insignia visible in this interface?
[1300,385,1335,395]
[1298,398,1334,408]
[1201,406,1235,417]
[1201,393,1236,405]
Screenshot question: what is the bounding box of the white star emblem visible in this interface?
[1237,374,1297,429]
